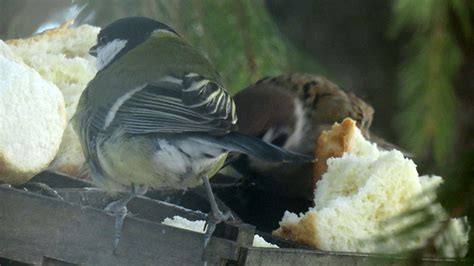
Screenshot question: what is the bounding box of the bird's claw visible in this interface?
[104,200,129,253]
[204,209,233,231]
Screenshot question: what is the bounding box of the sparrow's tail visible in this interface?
[211,132,314,163]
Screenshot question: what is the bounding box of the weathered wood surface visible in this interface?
[0,173,470,265]
[0,186,250,265]
[240,247,467,266]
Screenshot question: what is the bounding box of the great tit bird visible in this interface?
[230,73,401,200]
[73,17,312,252]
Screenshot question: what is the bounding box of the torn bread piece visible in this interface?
[0,41,66,184]
[7,21,100,177]
[313,118,358,185]
[274,118,469,257]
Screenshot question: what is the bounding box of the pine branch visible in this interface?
[392,0,462,165]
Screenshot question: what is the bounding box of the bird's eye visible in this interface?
[302,81,317,100]
[98,36,108,44]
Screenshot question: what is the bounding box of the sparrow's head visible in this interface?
[278,74,374,135]
[89,17,178,70]
[237,74,375,150]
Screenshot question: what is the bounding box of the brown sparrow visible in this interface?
[230,73,400,200]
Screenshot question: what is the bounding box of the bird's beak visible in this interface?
[89,45,98,57]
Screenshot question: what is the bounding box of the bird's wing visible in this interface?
[103,73,237,135]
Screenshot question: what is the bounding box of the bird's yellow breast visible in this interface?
[96,133,228,191]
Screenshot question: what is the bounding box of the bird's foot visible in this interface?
[204,209,233,230]
[103,185,145,254]
[202,208,233,261]
[105,200,129,254]
[200,175,234,263]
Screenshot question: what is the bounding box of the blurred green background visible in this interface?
[1,0,473,259]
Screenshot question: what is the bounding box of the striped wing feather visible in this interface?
[110,74,237,135]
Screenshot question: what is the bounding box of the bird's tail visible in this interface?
[213,132,314,163]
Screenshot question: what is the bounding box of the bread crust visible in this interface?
[6,20,74,46]
[273,212,320,248]
[313,118,356,186]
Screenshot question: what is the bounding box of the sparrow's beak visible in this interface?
[89,45,98,57]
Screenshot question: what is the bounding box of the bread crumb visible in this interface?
[162,216,278,248]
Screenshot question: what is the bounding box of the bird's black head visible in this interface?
[90,17,179,70]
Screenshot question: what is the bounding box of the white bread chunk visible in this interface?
[253,234,279,248]
[162,216,206,233]
[274,118,469,257]
[162,216,278,248]
[0,41,66,184]
[7,22,100,176]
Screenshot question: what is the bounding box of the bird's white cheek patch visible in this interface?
[96,39,127,70]
[285,99,308,149]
